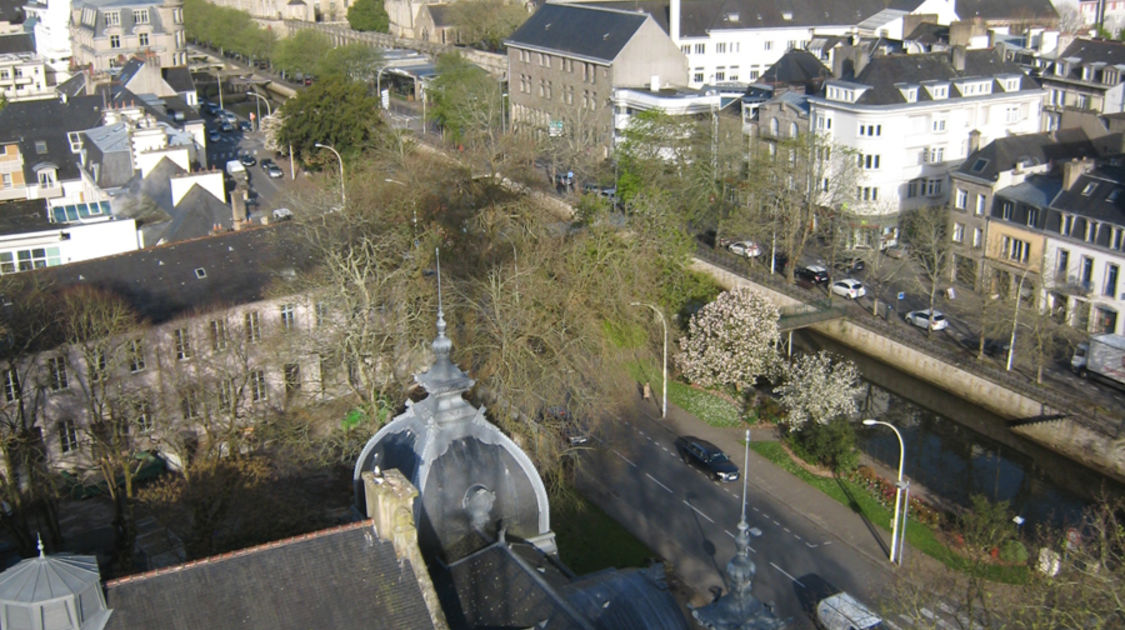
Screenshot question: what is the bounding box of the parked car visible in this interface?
[834,256,866,274]
[883,244,909,259]
[208,130,221,143]
[831,278,866,299]
[261,158,283,179]
[728,240,762,258]
[238,120,253,132]
[905,309,948,331]
[271,207,293,221]
[674,436,739,482]
[239,154,257,167]
[795,264,830,286]
[795,574,884,630]
[962,335,1010,358]
[220,122,235,133]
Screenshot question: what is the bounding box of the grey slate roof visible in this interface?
[72,0,173,38]
[995,174,1061,208]
[440,538,689,630]
[0,551,111,630]
[0,33,32,54]
[426,4,454,28]
[905,22,949,45]
[506,4,649,63]
[0,0,24,24]
[759,49,831,87]
[162,180,234,242]
[593,0,891,38]
[15,223,315,323]
[953,130,1099,181]
[846,49,1039,105]
[104,521,438,630]
[955,0,1058,23]
[0,199,51,235]
[1056,38,1125,70]
[0,95,106,184]
[160,66,194,93]
[1050,166,1125,224]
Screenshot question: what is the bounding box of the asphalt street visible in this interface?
[576,397,902,630]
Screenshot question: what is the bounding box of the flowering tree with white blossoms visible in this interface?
[677,287,780,391]
[775,351,862,431]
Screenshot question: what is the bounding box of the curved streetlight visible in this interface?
[862,418,908,565]
[315,143,346,209]
[245,91,271,131]
[630,302,667,419]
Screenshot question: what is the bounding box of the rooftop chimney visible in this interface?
[968,129,981,155]
[1062,158,1094,191]
[951,45,966,72]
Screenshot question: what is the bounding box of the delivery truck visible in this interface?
[1071,333,1125,389]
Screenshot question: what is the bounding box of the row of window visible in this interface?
[906,178,944,198]
[681,41,744,56]
[109,32,151,49]
[1056,249,1120,297]
[104,9,151,26]
[950,222,984,248]
[514,50,601,84]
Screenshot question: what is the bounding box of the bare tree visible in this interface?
[903,206,953,332]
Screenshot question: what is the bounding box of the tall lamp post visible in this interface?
[630,302,667,419]
[862,419,909,565]
[245,91,271,131]
[315,142,346,209]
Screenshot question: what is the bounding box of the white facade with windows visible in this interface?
[808,50,1044,228]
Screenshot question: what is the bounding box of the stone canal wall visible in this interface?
[691,257,1125,484]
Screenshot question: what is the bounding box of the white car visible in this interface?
[831,278,866,299]
[905,309,948,331]
[728,240,761,258]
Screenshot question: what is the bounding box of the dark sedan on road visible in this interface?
[674,436,740,482]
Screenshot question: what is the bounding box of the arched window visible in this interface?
[769,117,779,135]
[789,122,799,137]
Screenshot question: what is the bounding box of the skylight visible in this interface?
[970,158,989,172]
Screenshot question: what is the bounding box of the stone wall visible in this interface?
[691,258,1125,483]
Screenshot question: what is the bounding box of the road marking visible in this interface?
[613,450,637,467]
[770,562,801,585]
[793,534,802,541]
[683,500,715,524]
[646,473,674,494]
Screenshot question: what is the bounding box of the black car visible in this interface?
[674,436,739,482]
[795,264,831,286]
[239,154,257,167]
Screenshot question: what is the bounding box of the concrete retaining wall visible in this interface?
[691,258,1125,483]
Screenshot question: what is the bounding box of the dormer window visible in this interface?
[133,9,149,24]
[896,83,919,102]
[34,140,47,154]
[1082,182,1098,196]
[924,82,949,99]
[105,10,120,26]
[1002,77,1020,91]
[1082,66,1094,81]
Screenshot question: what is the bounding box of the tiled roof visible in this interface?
[426,4,454,28]
[0,199,51,235]
[1057,38,1125,67]
[0,0,24,24]
[105,521,438,630]
[845,49,1039,105]
[1051,166,1125,224]
[953,130,1099,181]
[955,0,1058,22]
[759,49,831,86]
[592,0,893,38]
[0,95,107,183]
[506,4,649,63]
[12,224,317,323]
[161,66,194,93]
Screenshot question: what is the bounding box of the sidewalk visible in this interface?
[626,392,938,576]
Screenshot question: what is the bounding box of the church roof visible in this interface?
[0,546,111,630]
[104,521,437,630]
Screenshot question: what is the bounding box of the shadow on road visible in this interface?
[834,476,889,559]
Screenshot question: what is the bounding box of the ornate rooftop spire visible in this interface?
[414,249,474,404]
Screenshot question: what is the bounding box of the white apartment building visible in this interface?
[0,53,55,101]
[24,0,75,77]
[806,47,1044,245]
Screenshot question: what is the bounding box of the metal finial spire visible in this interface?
[435,248,446,339]
[36,533,44,558]
[740,429,750,528]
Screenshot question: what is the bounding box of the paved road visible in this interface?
[577,397,903,629]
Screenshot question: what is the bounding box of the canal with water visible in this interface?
[797,331,1124,531]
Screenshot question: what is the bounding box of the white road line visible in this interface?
[613,450,637,467]
[752,506,760,512]
[645,473,674,494]
[721,530,757,552]
[770,562,801,585]
[683,500,715,524]
[794,534,802,541]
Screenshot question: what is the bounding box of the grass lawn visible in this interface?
[751,442,1028,584]
[628,360,742,428]
[550,488,654,575]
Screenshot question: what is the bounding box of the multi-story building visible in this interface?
[24,0,74,76]
[505,3,687,157]
[807,47,1044,246]
[949,130,1098,289]
[0,52,54,101]
[69,0,186,71]
[1042,161,1125,334]
[1040,38,1125,133]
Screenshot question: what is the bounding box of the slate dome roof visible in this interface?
[354,291,552,563]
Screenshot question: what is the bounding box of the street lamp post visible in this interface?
[630,302,667,419]
[215,68,224,111]
[862,419,908,565]
[246,91,272,131]
[315,143,346,208]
